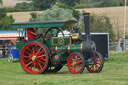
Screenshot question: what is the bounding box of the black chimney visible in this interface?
[83,13,91,41]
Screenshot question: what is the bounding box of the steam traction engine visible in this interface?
[11,13,104,74]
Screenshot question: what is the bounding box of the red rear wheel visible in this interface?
[86,52,104,73]
[67,52,85,74]
[20,42,49,74]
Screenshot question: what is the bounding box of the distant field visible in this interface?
[0,0,31,8]
[8,11,41,22]
[0,52,128,85]
[78,6,128,34]
[7,6,128,36]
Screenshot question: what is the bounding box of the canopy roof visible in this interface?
[11,20,78,29]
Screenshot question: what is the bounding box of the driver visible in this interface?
[26,28,38,40]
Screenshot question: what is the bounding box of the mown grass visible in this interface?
[0,52,128,85]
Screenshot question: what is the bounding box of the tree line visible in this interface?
[0,1,14,30]
[6,0,128,12]
[32,0,128,10]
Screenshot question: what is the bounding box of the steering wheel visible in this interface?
[35,34,44,39]
[45,27,64,37]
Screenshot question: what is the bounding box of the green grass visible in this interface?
[0,52,128,85]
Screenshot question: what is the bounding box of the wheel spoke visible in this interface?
[37,55,46,58]
[95,64,99,71]
[37,59,45,64]
[37,50,44,56]
[35,44,38,51]
[37,62,42,69]
[71,58,75,63]
[76,60,82,64]
[90,65,93,69]
[75,56,77,62]
[96,58,101,62]
[96,61,101,64]
[25,58,32,62]
[26,61,33,67]
[96,64,100,68]
[24,56,31,58]
[32,47,35,55]
[76,65,80,70]
[92,65,95,71]
[77,62,82,66]
[70,63,74,67]
[30,63,34,69]
[39,57,47,61]
[27,48,33,53]
[33,62,36,71]
[73,66,76,72]
[35,62,40,70]
[35,48,42,56]
[25,51,31,56]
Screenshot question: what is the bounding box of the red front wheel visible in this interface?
[86,52,104,73]
[67,52,85,74]
[20,42,49,74]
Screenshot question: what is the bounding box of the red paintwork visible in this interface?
[67,53,83,74]
[26,28,36,40]
[0,37,17,39]
[20,42,48,74]
[55,55,59,59]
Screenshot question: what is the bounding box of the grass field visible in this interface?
[0,52,128,85]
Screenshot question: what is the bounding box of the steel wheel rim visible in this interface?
[67,53,83,74]
[20,42,48,74]
[46,64,63,72]
[86,54,102,72]
[8,55,13,63]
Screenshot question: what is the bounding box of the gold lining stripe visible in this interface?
[80,42,83,53]
[55,46,58,51]
[52,36,72,46]
[69,37,72,45]
[68,45,70,53]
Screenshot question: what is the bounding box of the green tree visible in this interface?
[74,0,128,8]
[32,0,56,10]
[29,12,38,21]
[79,13,115,41]
[15,2,34,11]
[112,0,128,6]
[57,0,80,7]
[90,14,115,41]
[0,8,15,30]
[56,2,80,20]
[30,5,76,33]
[36,5,76,21]
[0,0,2,4]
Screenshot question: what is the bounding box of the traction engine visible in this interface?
[11,13,104,74]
